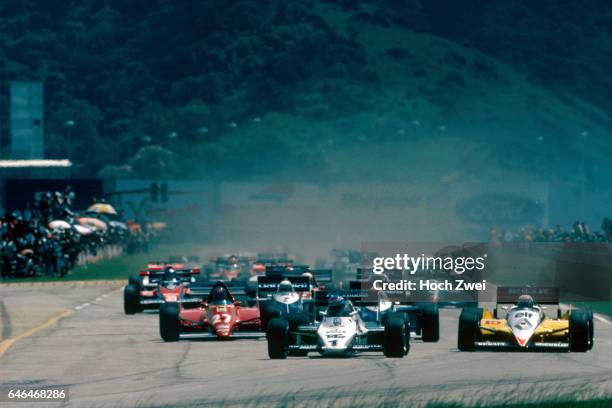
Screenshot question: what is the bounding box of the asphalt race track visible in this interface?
[1,286,611,408]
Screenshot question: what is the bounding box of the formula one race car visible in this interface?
[257,275,313,328]
[124,263,200,314]
[350,269,440,342]
[458,287,594,352]
[159,281,264,341]
[266,292,409,358]
[167,255,200,267]
[348,281,439,342]
[244,260,303,300]
[205,255,255,281]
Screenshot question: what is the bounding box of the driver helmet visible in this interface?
[209,284,230,302]
[516,294,535,308]
[277,279,294,294]
[163,266,177,281]
[327,294,347,316]
[301,272,315,287]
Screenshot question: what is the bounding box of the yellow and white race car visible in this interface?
[458,287,593,352]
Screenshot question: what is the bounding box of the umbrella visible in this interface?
[49,220,71,230]
[86,203,117,215]
[74,224,94,235]
[78,217,108,232]
[109,220,128,230]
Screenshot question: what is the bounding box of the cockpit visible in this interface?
[208,284,234,304]
[327,296,355,317]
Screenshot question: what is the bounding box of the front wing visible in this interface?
[289,325,386,353]
[477,318,570,350]
[179,331,265,340]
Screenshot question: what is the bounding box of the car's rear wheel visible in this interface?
[245,280,258,299]
[420,303,439,342]
[128,275,141,287]
[159,303,181,342]
[384,314,408,358]
[458,308,482,351]
[267,318,289,359]
[123,284,142,315]
[569,311,590,352]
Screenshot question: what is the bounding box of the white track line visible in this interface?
[74,288,120,311]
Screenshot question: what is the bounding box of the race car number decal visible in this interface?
[210,314,231,324]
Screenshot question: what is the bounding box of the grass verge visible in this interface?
[573,301,612,319]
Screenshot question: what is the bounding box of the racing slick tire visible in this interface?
[586,310,594,350]
[458,308,482,351]
[159,303,181,342]
[128,275,141,288]
[123,284,142,315]
[384,314,408,358]
[420,303,440,342]
[260,302,282,330]
[287,313,311,356]
[267,318,289,359]
[245,280,258,299]
[569,311,591,352]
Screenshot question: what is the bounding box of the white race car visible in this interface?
[266,293,409,358]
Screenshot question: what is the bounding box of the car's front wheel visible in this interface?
[267,318,289,359]
[260,302,282,330]
[569,310,590,352]
[159,303,181,342]
[458,308,482,351]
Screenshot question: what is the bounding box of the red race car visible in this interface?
[124,263,200,314]
[159,281,264,341]
[206,255,253,281]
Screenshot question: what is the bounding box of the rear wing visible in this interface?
[496,287,560,305]
[313,286,379,307]
[186,281,248,298]
[289,265,311,274]
[141,267,199,278]
[257,252,290,259]
[257,276,312,295]
[265,265,289,277]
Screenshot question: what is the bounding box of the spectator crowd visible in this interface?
[1,187,157,278]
